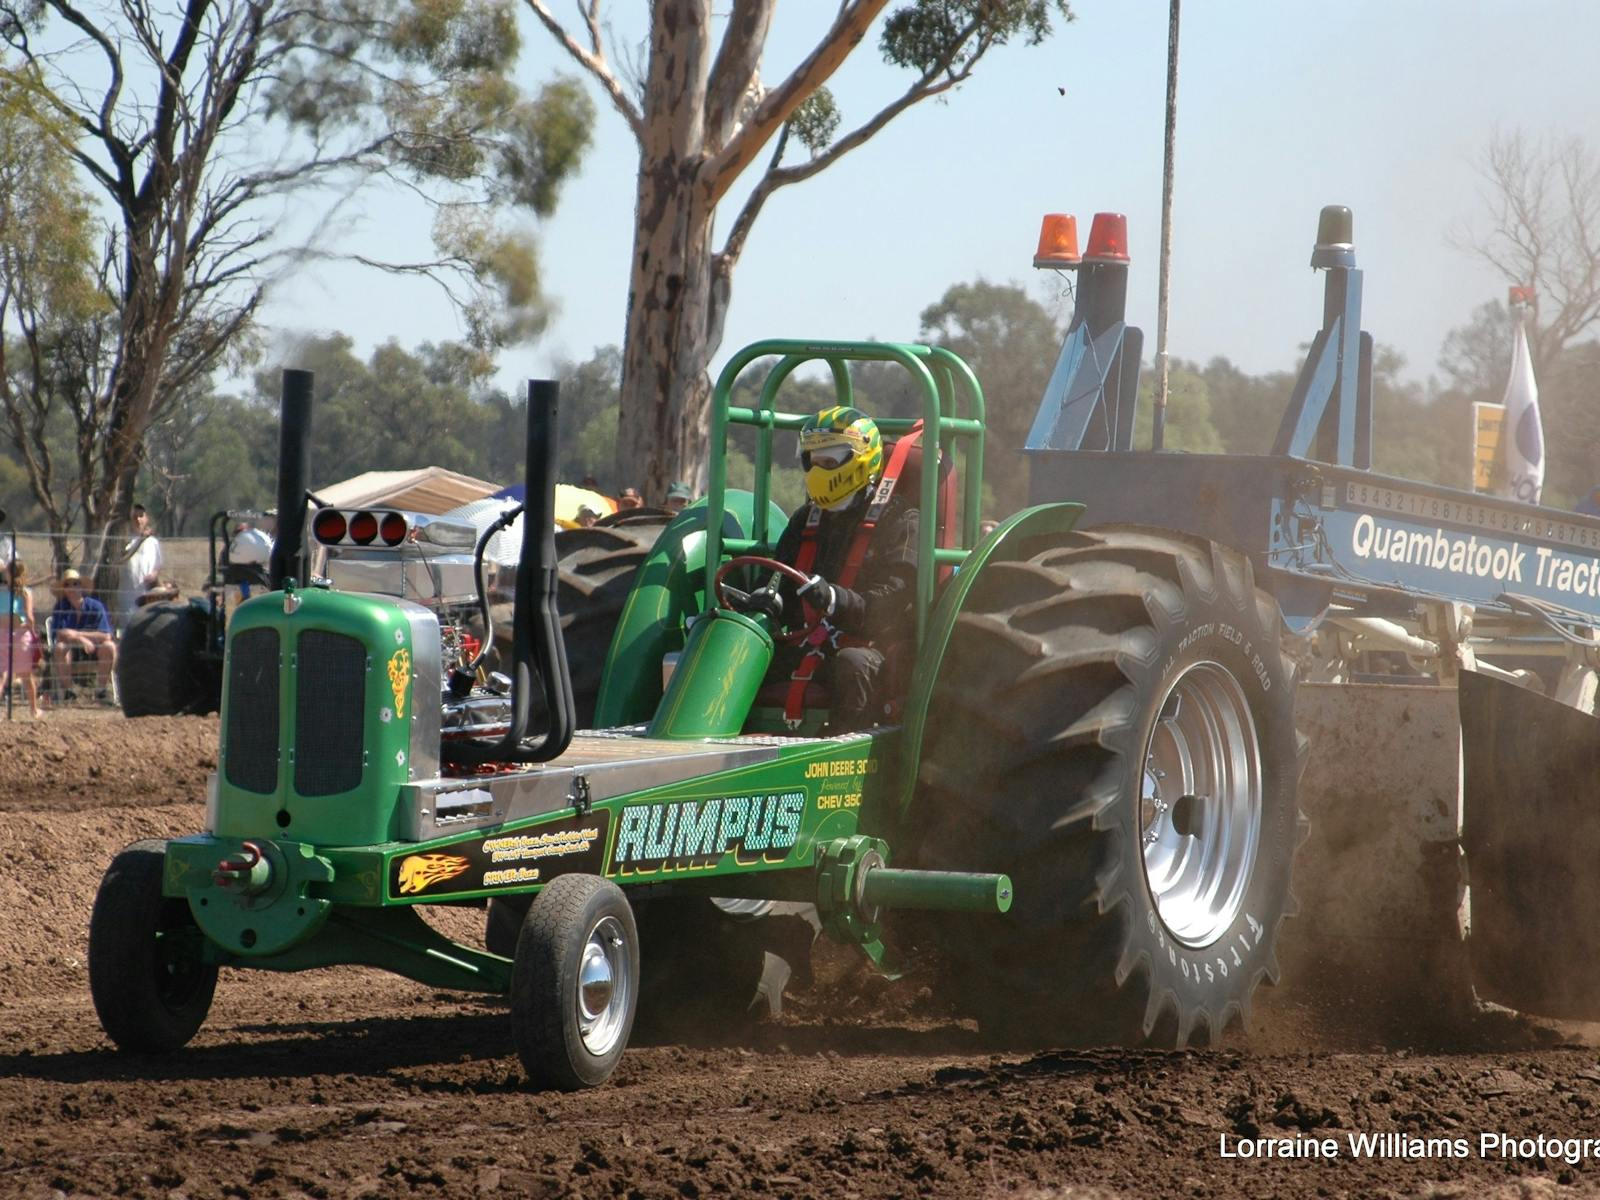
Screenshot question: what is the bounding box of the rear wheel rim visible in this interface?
[1139,661,1262,948]
[576,915,631,1057]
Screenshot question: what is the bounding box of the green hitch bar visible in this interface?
[814,836,1013,976]
[860,866,1013,915]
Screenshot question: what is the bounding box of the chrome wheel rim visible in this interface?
[1139,661,1262,948]
[576,915,631,1057]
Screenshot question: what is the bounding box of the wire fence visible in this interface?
[3,532,213,633]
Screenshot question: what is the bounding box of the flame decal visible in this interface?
[387,648,411,719]
[396,853,469,895]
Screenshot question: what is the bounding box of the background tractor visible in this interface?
[115,508,268,717]
[88,312,1306,1089]
[1024,204,1600,1031]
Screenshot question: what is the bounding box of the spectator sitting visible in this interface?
[1,559,43,719]
[51,568,117,703]
[663,481,693,513]
[575,505,601,529]
[618,487,643,510]
[118,502,164,630]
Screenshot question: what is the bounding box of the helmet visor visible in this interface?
[803,444,853,471]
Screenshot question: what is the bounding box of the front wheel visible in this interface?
[916,527,1306,1046]
[510,875,639,1090]
[88,840,218,1051]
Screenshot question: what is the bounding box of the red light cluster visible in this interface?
[311,509,347,544]
[311,508,409,547]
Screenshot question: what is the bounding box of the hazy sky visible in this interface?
[258,1,1600,394]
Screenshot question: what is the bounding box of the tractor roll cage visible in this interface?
[703,340,986,646]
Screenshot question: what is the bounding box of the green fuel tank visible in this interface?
[646,608,773,739]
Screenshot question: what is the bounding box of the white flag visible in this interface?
[1499,297,1543,505]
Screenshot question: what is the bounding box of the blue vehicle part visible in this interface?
[1025,204,1600,638]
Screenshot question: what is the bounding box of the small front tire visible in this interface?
[511,875,639,1091]
[88,840,218,1052]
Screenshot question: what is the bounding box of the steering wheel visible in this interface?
[714,555,825,645]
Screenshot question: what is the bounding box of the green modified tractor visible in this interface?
[89,340,1301,1089]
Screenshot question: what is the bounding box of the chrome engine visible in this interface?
[312,505,519,748]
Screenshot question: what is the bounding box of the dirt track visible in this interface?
[6,714,1600,1199]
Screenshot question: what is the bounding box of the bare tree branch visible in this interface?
[1457,130,1600,373]
[719,64,966,268]
[705,0,888,205]
[520,0,643,140]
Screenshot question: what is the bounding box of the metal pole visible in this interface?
[1152,0,1181,451]
[270,369,314,591]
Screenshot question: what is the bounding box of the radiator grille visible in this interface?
[294,629,368,796]
[224,628,280,794]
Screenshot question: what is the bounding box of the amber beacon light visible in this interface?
[1033,213,1081,268]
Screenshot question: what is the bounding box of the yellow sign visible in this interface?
[386,648,411,719]
[396,853,470,895]
[1473,402,1504,492]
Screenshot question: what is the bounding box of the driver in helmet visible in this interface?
[766,406,920,733]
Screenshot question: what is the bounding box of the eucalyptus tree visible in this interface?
[522,0,1072,496]
[0,0,592,566]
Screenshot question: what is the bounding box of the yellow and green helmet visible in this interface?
[799,406,884,510]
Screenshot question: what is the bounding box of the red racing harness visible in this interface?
[784,426,923,726]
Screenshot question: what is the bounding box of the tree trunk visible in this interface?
[617,182,721,503]
[614,0,720,504]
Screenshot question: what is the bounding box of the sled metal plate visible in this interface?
[1273,681,1472,1033]
[1461,669,1600,1020]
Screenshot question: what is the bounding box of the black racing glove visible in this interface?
[796,572,837,617]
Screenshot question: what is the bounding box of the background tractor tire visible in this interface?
[117,600,218,717]
[483,517,666,726]
[915,526,1306,1047]
[88,839,218,1052]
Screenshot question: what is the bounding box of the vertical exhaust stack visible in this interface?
[444,380,574,766]
[270,368,314,591]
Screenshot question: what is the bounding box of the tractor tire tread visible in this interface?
[511,874,636,1092]
[88,839,217,1052]
[916,525,1304,1049]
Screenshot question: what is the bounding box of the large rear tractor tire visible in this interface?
[89,840,218,1052]
[916,526,1306,1047]
[483,517,666,727]
[117,600,218,717]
